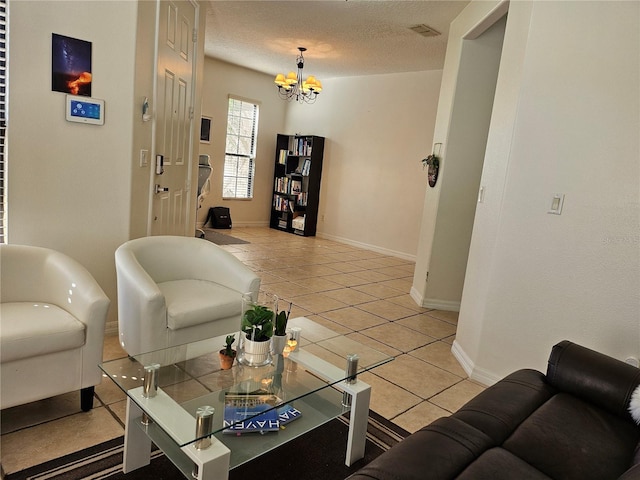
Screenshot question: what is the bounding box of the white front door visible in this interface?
[150,0,198,236]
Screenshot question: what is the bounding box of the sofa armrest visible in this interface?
[546,340,640,421]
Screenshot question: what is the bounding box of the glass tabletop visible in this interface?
[100,317,394,452]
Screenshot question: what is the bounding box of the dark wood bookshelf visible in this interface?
[270,134,325,236]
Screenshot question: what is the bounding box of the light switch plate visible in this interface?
[548,194,565,215]
[140,149,149,167]
[478,185,486,203]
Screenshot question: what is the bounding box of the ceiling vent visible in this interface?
[410,24,441,38]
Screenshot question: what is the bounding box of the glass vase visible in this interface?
[237,293,277,367]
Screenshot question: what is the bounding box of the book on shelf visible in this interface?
[292,215,305,231]
[301,158,311,176]
[278,149,289,165]
[290,137,313,156]
[273,194,292,212]
[296,192,308,206]
[223,392,280,435]
[274,176,290,194]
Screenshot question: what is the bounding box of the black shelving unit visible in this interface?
[270,134,325,236]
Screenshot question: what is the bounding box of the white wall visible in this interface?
[285,71,442,259]
[450,0,640,382]
[7,1,138,326]
[197,58,287,226]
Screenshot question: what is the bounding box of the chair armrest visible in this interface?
[546,340,640,421]
[115,247,167,354]
[44,250,110,328]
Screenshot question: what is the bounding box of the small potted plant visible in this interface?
[238,303,275,366]
[271,302,292,355]
[219,334,236,370]
[271,311,289,355]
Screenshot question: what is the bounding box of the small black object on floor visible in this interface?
[206,206,232,229]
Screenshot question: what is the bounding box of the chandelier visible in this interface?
[274,47,322,104]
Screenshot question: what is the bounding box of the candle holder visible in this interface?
[287,327,301,352]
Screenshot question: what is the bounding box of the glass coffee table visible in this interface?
[100,317,394,480]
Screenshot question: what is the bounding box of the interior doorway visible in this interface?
[422,12,507,310]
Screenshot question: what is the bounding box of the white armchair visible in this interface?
[0,244,110,411]
[115,235,260,356]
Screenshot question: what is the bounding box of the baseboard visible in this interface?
[316,231,416,262]
[409,286,423,307]
[424,299,460,311]
[105,321,118,336]
[451,340,500,386]
[409,286,461,311]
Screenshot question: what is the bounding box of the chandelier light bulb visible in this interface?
[274,73,287,86]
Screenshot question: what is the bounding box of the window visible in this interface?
[0,0,6,243]
[223,97,258,199]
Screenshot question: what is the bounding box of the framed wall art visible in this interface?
[52,33,92,96]
[200,116,212,143]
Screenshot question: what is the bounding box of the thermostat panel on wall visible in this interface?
[66,95,105,125]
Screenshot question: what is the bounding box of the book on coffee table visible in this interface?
[277,403,302,426]
[222,392,281,435]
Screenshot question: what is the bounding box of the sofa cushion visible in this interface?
[158,279,242,330]
[454,369,555,444]
[503,393,640,480]
[457,448,551,479]
[0,302,85,362]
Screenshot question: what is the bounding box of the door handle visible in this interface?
[155,184,169,194]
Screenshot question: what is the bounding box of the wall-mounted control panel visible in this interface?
[66,95,105,125]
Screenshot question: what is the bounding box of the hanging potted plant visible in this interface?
[238,302,275,367]
[219,334,236,370]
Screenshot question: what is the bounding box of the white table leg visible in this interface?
[182,442,231,480]
[123,397,152,473]
[343,380,371,466]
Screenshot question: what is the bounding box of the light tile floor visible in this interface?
[0,227,485,475]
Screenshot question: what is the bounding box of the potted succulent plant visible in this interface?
[219,334,236,370]
[271,302,291,355]
[238,303,275,366]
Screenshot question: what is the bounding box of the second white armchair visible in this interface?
[115,235,260,356]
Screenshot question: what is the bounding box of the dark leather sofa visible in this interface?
[349,340,640,480]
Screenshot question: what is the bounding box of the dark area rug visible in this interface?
[202,228,249,245]
[7,412,408,480]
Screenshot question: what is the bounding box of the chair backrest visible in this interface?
[1,244,67,303]
[117,235,227,283]
[198,154,212,197]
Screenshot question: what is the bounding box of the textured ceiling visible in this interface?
[204,1,470,80]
